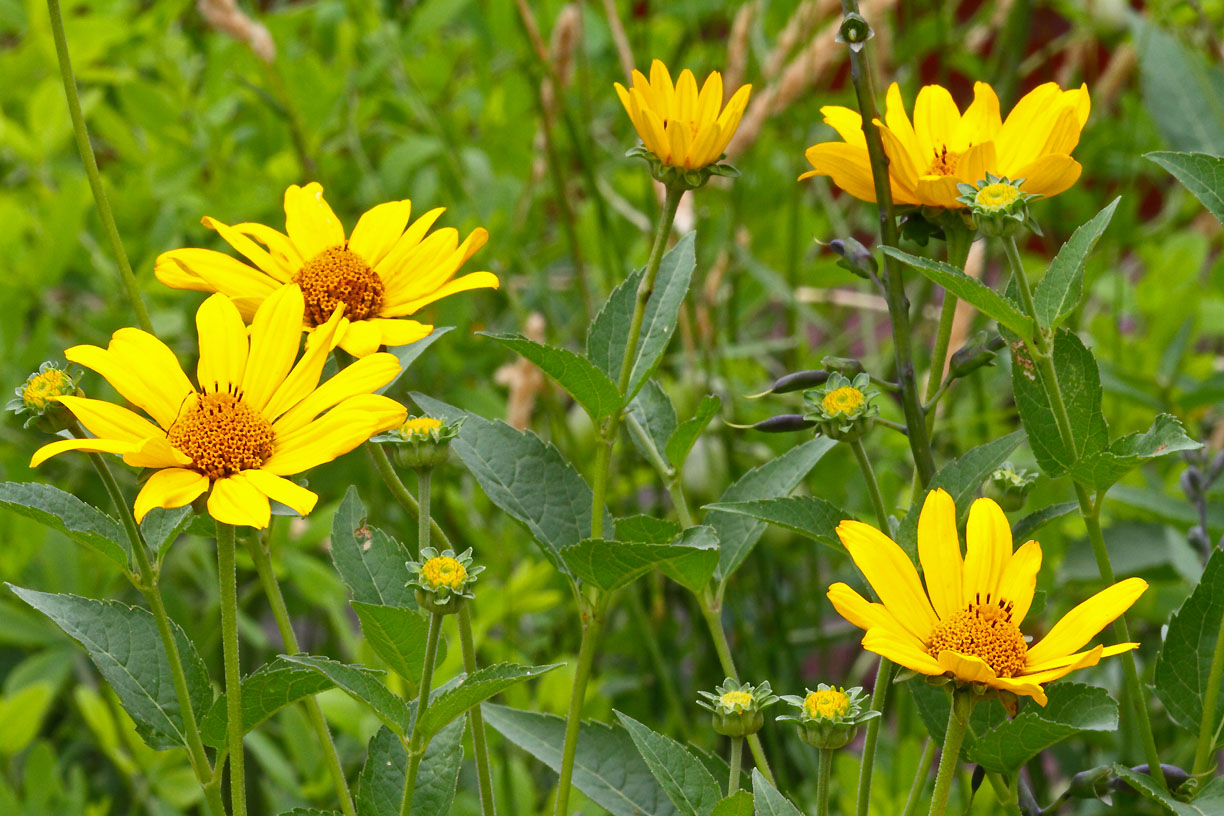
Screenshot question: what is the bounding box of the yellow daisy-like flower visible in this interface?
[30,287,407,528]
[827,489,1145,706]
[155,183,498,357]
[822,386,864,417]
[801,81,1090,209]
[614,60,751,170]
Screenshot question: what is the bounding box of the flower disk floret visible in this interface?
[803,372,879,442]
[697,678,779,737]
[408,547,484,615]
[372,414,463,470]
[778,684,878,749]
[9,363,80,430]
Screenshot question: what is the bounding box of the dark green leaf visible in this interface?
[1134,19,1224,154]
[1069,414,1201,491]
[752,769,803,816]
[483,333,623,420]
[970,683,1119,772]
[356,720,465,816]
[658,527,721,594]
[381,327,453,392]
[1148,151,1224,226]
[276,810,343,816]
[712,791,754,816]
[416,663,558,742]
[279,654,412,737]
[1112,766,1224,815]
[1154,549,1224,738]
[351,602,431,682]
[616,711,722,816]
[0,482,128,569]
[628,381,678,461]
[909,682,1008,761]
[200,658,334,749]
[140,506,195,560]
[1032,199,1119,330]
[562,539,718,594]
[665,395,721,467]
[702,496,851,552]
[615,515,682,544]
[329,487,415,609]
[1012,502,1078,542]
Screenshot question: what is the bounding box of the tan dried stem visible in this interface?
[762,0,837,80]
[601,0,636,81]
[198,0,275,63]
[495,312,548,430]
[724,1,759,102]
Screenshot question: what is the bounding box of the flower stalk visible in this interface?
[928,689,973,816]
[1194,601,1224,775]
[728,737,744,794]
[402,610,444,815]
[459,605,498,816]
[216,520,247,816]
[816,748,835,816]
[924,224,975,433]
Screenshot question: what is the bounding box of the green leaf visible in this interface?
[1112,766,1224,816]
[702,496,851,551]
[628,381,678,461]
[1012,330,1107,478]
[483,703,680,816]
[0,482,128,569]
[350,602,431,683]
[710,437,837,582]
[0,683,54,757]
[276,810,343,816]
[1148,151,1224,226]
[970,683,1119,773]
[658,527,721,594]
[588,232,697,402]
[139,506,195,560]
[329,487,415,609]
[1012,501,1078,542]
[665,395,721,467]
[616,711,722,816]
[909,682,1008,761]
[712,791,754,816]
[1154,549,1224,738]
[1134,19,1224,155]
[882,247,1034,338]
[1069,413,1201,491]
[411,394,613,575]
[199,658,335,749]
[752,769,803,816]
[382,326,453,392]
[484,333,623,420]
[562,538,719,593]
[616,515,682,544]
[416,662,559,742]
[6,585,211,751]
[1032,198,1119,330]
[896,432,1024,560]
[279,654,412,738]
[356,721,465,816]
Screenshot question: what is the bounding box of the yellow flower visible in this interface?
[822,386,864,417]
[827,489,1145,706]
[801,81,1089,209]
[155,183,498,357]
[804,688,850,720]
[30,287,407,528]
[720,690,754,709]
[614,60,751,170]
[401,416,443,438]
[21,367,75,411]
[421,556,468,590]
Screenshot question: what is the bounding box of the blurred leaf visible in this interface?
[279,654,411,738]
[6,586,211,751]
[0,482,128,569]
[971,683,1119,773]
[1154,549,1224,738]
[276,810,342,815]
[712,791,754,816]
[351,602,431,683]
[1069,414,1200,491]
[1112,765,1224,815]
[1147,151,1224,227]
[665,395,721,467]
[381,327,454,393]
[752,769,803,816]
[484,333,623,420]
[1012,501,1077,541]
[483,703,680,816]
[616,711,722,816]
[0,683,54,756]
[562,538,718,594]
[356,721,465,816]
[909,681,1008,760]
[883,247,1034,338]
[416,663,559,742]
[710,437,838,582]
[329,487,415,609]
[1033,198,1119,330]
[615,515,682,544]
[200,658,335,749]
[1134,20,1224,154]
[703,496,851,552]
[588,232,696,403]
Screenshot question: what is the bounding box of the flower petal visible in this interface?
[31,437,140,468]
[207,473,271,529]
[55,395,162,442]
[863,628,944,675]
[988,676,1048,706]
[1014,154,1082,199]
[154,249,279,300]
[1026,578,1148,665]
[382,271,500,317]
[263,393,406,476]
[963,497,1012,604]
[196,294,248,395]
[802,142,881,203]
[1018,644,1106,689]
[202,216,293,281]
[696,71,723,127]
[122,436,192,469]
[67,329,195,429]
[875,122,921,201]
[828,582,921,645]
[260,304,346,422]
[915,175,963,209]
[373,208,447,278]
[917,488,963,620]
[349,199,414,268]
[1024,642,1135,674]
[134,468,209,522]
[958,82,1002,144]
[955,141,998,189]
[821,105,867,148]
[242,469,318,517]
[241,285,306,416]
[284,183,346,260]
[913,84,961,158]
[996,539,1042,625]
[936,650,997,684]
[836,519,939,642]
[272,353,403,435]
[882,82,921,161]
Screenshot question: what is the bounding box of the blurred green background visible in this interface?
[2,0,1223,813]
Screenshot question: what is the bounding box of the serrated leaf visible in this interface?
[200,658,335,749]
[484,333,623,420]
[410,394,613,575]
[1032,198,1119,330]
[139,506,195,560]
[752,769,802,816]
[356,720,465,816]
[628,380,678,461]
[483,702,680,816]
[1134,19,1224,155]
[1148,151,1224,226]
[329,487,415,609]
[279,654,411,737]
[658,527,721,594]
[1069,413,1201,491]
[6,585,210,751]
[712,791,754,816]
[1112,765,1224,815]
[703,496,850,552]
[970,683,1119,772]
[1012,501,1078,542]
[615,515,682,544]
[665,395,721,467]
[1012,330,1107,478]
[883,247,1034,338]
[351,602,431,683]
[896,432,1024,560]
[1155,549,1224,738]
[588,232,696,402]
[0,482,128,569]
[562,538,718,594]
[381,326,453,392]
[617,711,722,816]
[416,663,559,742]
[710,438,837,582]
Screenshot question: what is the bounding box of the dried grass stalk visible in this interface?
[198,0,275,63]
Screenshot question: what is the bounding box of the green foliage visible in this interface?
[0,482,128,569]
[329,487,416,609]
[970,684,1119,773]
[666,395,722,468]
[702,496,852,552]
[1112,766,1224,815]
[414,662,559,742]
[199,658,334,749]
[484,334,623,421]
[711,791,754,816]
[561,538,719,593]
[1032,198,1119,331]
[356,722,465,816]
[1134,18,1224,154]
[278,655,412,738]
[616,711,724,816]
[1155,550,1224,738]
[751,770,803,816]
[350,602,432,683]
[1148,151,1224,226]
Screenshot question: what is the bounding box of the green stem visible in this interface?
[552,603,606,816]
[816,748,834,816]
[850,438,889,530]
[216,521,247,816]
[1194,595,1224,774]
[459,606,498,816]
[728,737,744,795]
[927,690,972,816]
[855,658,893,816]
[402,611,444,816]
[1002,236,1168,790]
[416,468,431,556]
[247,533,356,816]
[589,438,615,540]
[924,226,974,433]
[46,0,152,333]
[366,443,452,547]
[901,739,936,816]
[624,411,695,527]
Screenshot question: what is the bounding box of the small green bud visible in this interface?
[828,237,877,281]
[407,547,484,616]
[983,461,1038,511]
[746,370,829,399]
[727,414,817,433]
[956,174,1042,237]
[8,362,81,432]
[697,679,779,737]
[371,415,463,471]
[948,332,1005,379]
[836,12,874,51]
[802,372,879,443]
[778,684,879,750]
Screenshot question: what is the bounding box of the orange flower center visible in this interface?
[928,145,962,176]
[927,593,1028,678]
[167,392,275,479]
[294,246,385,327]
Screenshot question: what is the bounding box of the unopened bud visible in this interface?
[983,461,1037,511]
[949,332,1004,379]
[728,414,816,433]
[746,369,829,399]
[828,237,877,280]
[836,12,874,51]
[822,356,865,376]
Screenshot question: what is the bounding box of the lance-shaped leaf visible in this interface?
[665,395,721,467]
[1069,413,1201,491]
[1033,198,1119,330]
[140,506,195,560]
[712,791,754,816]
[562,538,718,594]
[276,810,343,816]
[617,711,722,816]
[615,515,682,544]
[1112,765,1224,816]
[416,663,559,742]
[200,658,334,749]
[411,394,613,575]
[484,334,623,421]
[1155,549,1224,737]
[703,496,851,552]
[1148,151,1224,226]
[0,482,128,569]
[1012,501,1078,542]
[628,380,678,461]
[883,247,1034,338]
[279,654,412,737]
[483,703,680,816]
[356,720,465,816]
[970,683,1119,773]
[7,586,211,751]
[351,602,431,682]
[588,232,696,402]
[381,326,453,392]
[1134,16,1224,155]
[752,769,803,816]
[330,487,415,609]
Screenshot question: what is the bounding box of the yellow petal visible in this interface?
[263,393,406,476]
[233,222,303,273]
[963,497,1013,603]
[1026,577,1148,665]
[801,142,881,203]
[913,84,961,158]
[863,628,945,675]
[242,469,318,517]
[374,208,447,276]
[195,294,248,395]
[1018,644,1105,686]
[696,72,723,127]
[272,352,403,435]
[689,121,723,169]
[917,488,963,620]
[875,122,921,203]
[283,183,346,260]
[134,468,209,522]
[30,437,140,468]
[996,82,1063,169]
[996,539,1041,625]
[383,271,500,317]
[649,60,676,119]
[821,105,866,148]
[1014,154,1082,199]
[349,200,414,268]
[958,81,1002,144]
[154,250,212,292]
[207,473,271,529]
[1032,106,1082,159]
[827,582,919,642]
[714,85,750,146]
[336,319,383,357]
[122,436,192,469]
[640,104,671,161]
[987,676,1048,706]
[202,216,293,281]
[955,141,998,189]
[836,519,939,642]
[384,227,485,299]
[915,174,963,209]
[154,248,279,300]
[67,329,195,429]
[936,650,997,684]
[362,318,433,349]
[1025,642,1135,674]
[630,68,658,112]
[241,285,306,415]
[882,82,921,163]
[675,69,698,124]
[668,120,691,168]
[260,304,346,423]
[55,395,162,442]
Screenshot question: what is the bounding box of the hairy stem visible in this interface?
[928,690,972,816]
[901,738,936,816]
[1194,595,1224,775]
[816,748,834,816]
[855,658,894,816]
[216,521,247,816]
[850,438,889,530]
[402,611,444,816]
[459,606,498,815]
[552,603,606,815]
[366,443,452,547]
[728,737,744,795]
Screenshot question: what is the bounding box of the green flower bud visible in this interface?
[948,332,1005,379]
[625,146,739,192]
[371,415,463,471]
[746,370,829,399]
[836,12,874,52]
[828,237,878,281]
[778,684,879,750]
[955,174,1042,238]
[8,362,81,432]
[407,547,484,615]
[697,678,779,738]
[802,372,879,443]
